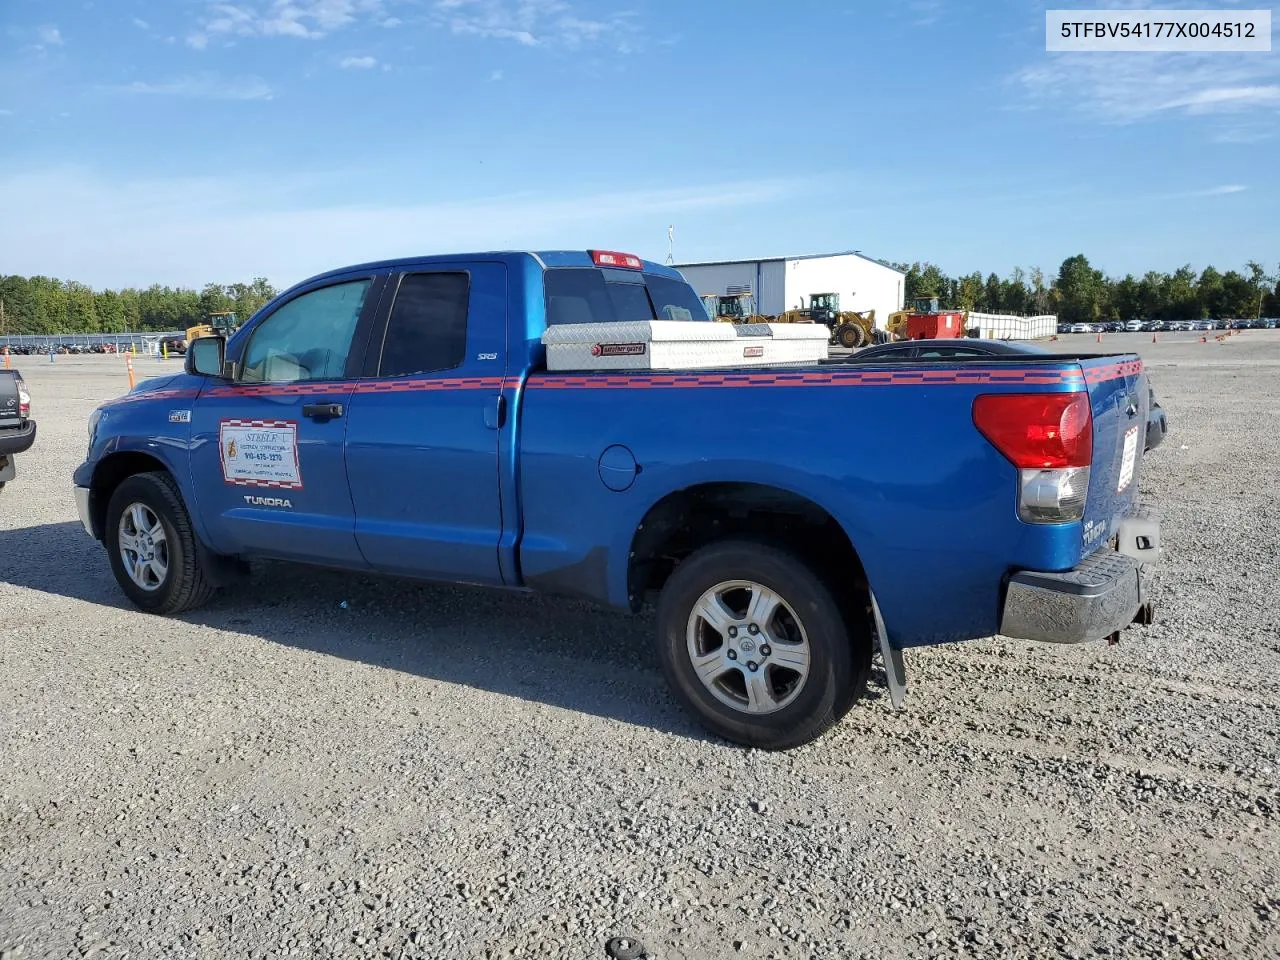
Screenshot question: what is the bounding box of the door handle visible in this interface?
[483,394,506,430]
[302,402,345,420]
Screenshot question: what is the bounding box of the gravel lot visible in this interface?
[2,333,1278,960]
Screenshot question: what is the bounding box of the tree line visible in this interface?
[0,275,279,335]
[894,256,1279,325]
[2,255,1278,334]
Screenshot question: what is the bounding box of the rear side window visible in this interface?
[378,272,470,377]
[544,268,707,325]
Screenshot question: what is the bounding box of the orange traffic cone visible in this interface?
[1096,331,1103,343]
[1152,333,1158,343]
[126,354,136,389]
[2,346,9,369]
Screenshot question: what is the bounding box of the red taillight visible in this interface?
[590,249,643,270]
[16,379,29,417]
[972,392,1093,469]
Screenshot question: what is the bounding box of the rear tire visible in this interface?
[105,471,219,615]
[656,540,869,750]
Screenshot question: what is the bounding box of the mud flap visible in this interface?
[871,592,907,709]
[0,455,14,485]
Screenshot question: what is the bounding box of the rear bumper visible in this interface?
[0,420,36,456]
[1001,536,1158,645]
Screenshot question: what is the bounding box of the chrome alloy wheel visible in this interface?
[685,580,812,715]
[118,502,169,592]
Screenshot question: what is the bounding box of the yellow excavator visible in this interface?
[185,311,240,345]
[776,293,877,348]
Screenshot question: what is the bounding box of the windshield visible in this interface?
[544,267,710,325]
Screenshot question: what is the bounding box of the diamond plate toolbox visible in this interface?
[541,321,830,372]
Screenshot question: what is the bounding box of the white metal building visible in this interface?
[674,251,906,328]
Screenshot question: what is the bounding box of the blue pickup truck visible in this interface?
[74,250,1161,749]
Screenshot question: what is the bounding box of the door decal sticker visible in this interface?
[219,419,304,490]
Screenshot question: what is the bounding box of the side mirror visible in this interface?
[186,336,226,377]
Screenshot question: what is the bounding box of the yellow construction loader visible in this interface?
[701,294,772,325]
[185,311,240,345]
[776,293,876,348]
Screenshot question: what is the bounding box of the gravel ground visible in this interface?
[1,333,1277,960]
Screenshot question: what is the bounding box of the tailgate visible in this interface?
[1078,356,1147,554]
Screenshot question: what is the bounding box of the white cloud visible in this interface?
[434,0,641,51]
[38,25,63,45]
[1016,50,1280,133]
[906,0,942,27]
[107,74,274,101]
[1162,86,1280,113]
[181,0,643,50]
[340,55,377,68]
[187,33,209,49]
[133,17,149,29]
[0,109,13,116]
[1201,185,1248,196]
[193,0,389,41]
[488,68,503,81]
[0,165,814,288]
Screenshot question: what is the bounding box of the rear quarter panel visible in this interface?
[517,362,1100,649]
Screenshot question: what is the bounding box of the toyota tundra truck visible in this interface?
[72,250,1161,749]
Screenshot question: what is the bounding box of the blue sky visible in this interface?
[2,0,1278,289]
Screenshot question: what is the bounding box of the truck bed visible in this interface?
[518,351,1148,649]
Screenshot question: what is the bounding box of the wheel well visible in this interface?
[89,452,168,539]
[628,482,870,625]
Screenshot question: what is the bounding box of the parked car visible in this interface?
[159,335,188,356]
[1124,320,1143,332]
[73,249,1162,749]
[843,339,1169,453]
[1069,323,1092,334]
[1264,319,1278,329]
[0,368,36,492]
[1057,323,1072,334]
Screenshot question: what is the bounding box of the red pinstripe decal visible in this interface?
[1083,359,1144,385]
[205,376,506,398]
[117,363,1140,403]
[107,388,200,406]
[527,367,1090,390]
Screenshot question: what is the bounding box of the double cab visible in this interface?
[74,250,1161,749]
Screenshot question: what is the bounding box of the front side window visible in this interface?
[377,272,470,377]
[240,279,371,383]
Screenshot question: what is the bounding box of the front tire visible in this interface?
[837,324,865,349]
[105,471,219,615]
[656,540,868,749]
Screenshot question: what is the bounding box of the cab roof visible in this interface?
[305,250,686,285]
